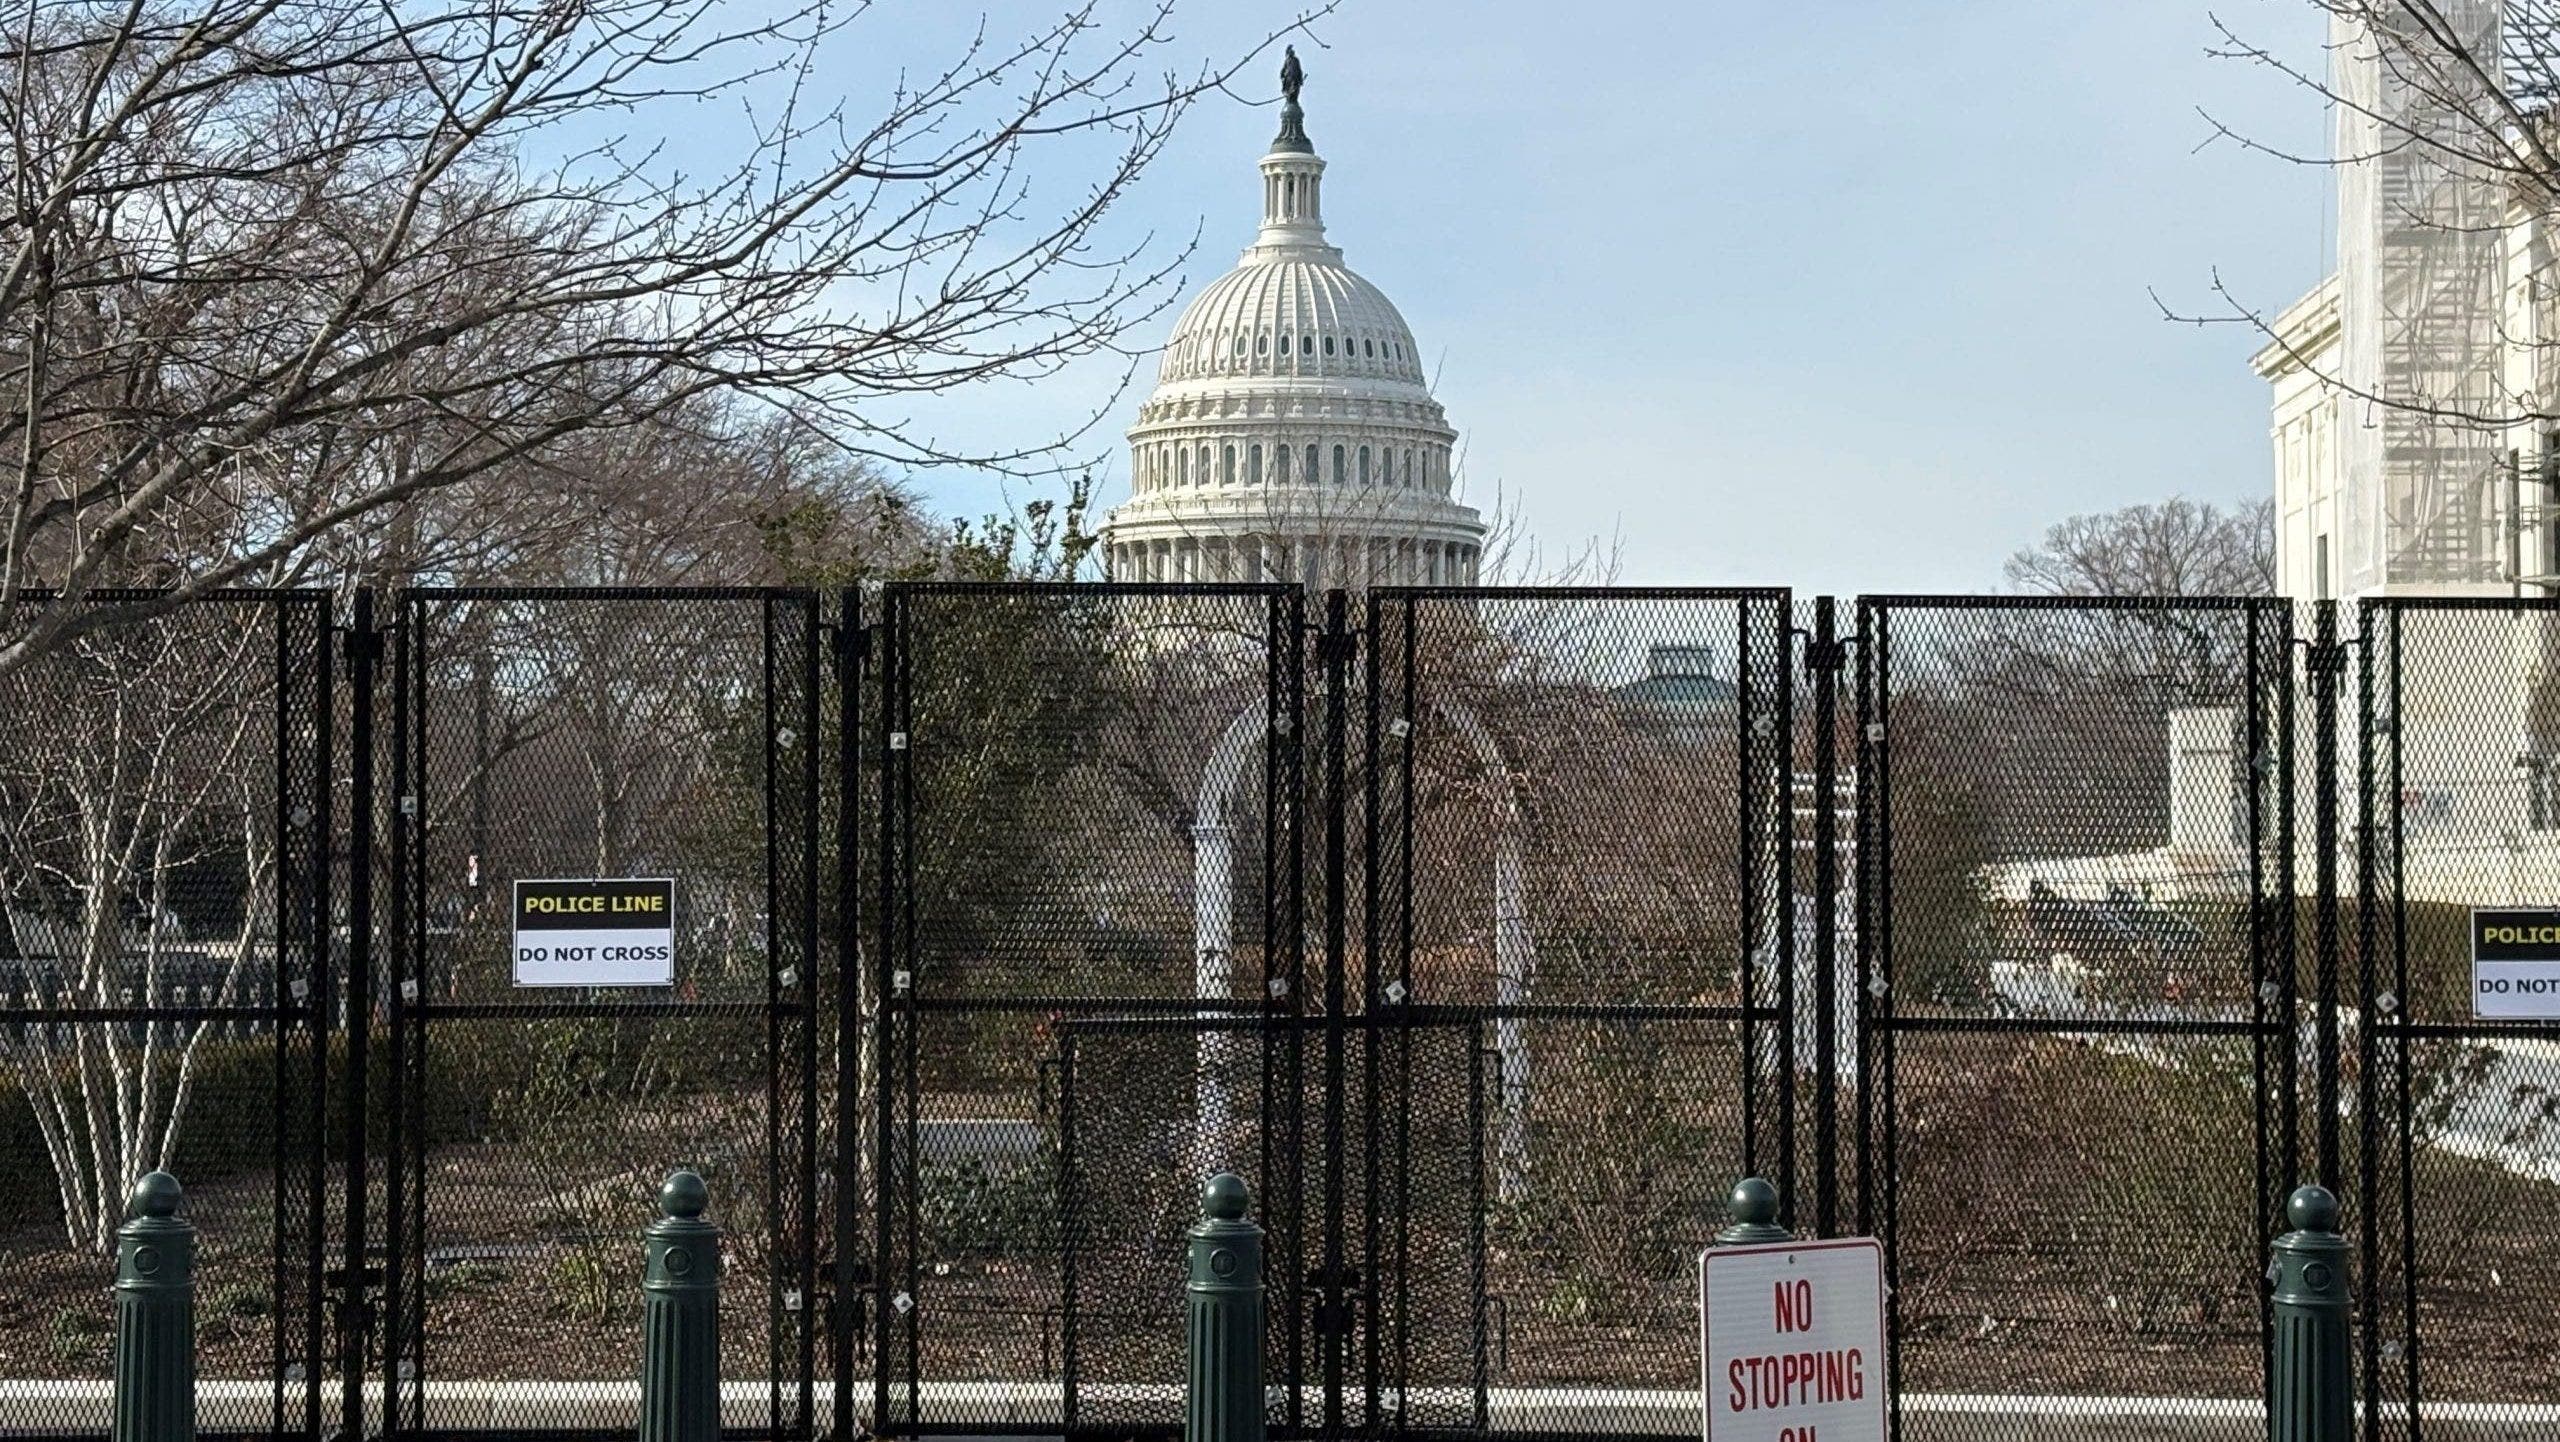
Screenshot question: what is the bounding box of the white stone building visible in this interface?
[1102,54,1486,587]
[2250,5,2560,905]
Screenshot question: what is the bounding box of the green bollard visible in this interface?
[640,1171,720,1442]
[1186,1173,1264,1442]
[113,1172,194,1442]
[2269,1185,2351,1442]
[1714,1177,1792,1247]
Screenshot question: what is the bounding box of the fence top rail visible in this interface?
[4,586,330,605]
[1854,592,2287,613]
[880,580,1295,598]
[401,584,819,603]
[1372,584,1792,602]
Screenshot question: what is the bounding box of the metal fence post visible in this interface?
[1186,1173,1264,1442]
[1714,1176,1792,1247]
[640,1172,721,1442]
[2269,1184,2351,1442]
[112,1172,193,1442]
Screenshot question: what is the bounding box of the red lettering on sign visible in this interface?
[1774,1278,1813,1333]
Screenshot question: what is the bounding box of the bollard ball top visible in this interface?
[1202,1172,1251,1222]
[1728,1176,1779,1228]
[2287,1184,2340,1235]
[128,1171,182,1220]
[660,1170,709,1221]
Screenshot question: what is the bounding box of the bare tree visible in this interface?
[2004,497,2278,598]
[0,0,1331,674]
[0,604,276,1253]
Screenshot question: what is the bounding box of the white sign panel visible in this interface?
[513,878,675,987]
[1699,1238,1886,1442]
[2472,908,2560,1020]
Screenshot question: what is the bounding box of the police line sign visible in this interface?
[1700,1237,1886,1442]
[2472,908,2560,1020]
[514,878,675,987]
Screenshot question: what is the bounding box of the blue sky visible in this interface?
[840,1,2332,593]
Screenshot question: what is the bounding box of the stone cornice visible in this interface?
[2251,272,2342,380]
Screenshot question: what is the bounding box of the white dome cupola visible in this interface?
[1104,48,1486,589]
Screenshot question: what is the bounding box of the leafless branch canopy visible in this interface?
[0,0,1333,670]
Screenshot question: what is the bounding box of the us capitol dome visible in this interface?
[1103,50,1486,587]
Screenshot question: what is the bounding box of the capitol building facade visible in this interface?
[1102,57,1487,588]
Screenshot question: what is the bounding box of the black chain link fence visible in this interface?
[1857,597,2292,1439]
[874,583,1300,1437]
[383,590,821,1438]
[1365,589,1790,1437]
[0,591,330,1438]
[4,584,2559,1442]
[2360,599,2560,1442]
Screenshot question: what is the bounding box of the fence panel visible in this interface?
[1058,1016,1283,1435]
[874,583,1301,1438]
[2361,599,2560,1442]
[384,589,822,1439]
[1366,587,1791,1437]
[33,581,2560,1442]
[1858,595,2293,1441]
[0,591,332,1440]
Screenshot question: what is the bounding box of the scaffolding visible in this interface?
[2332,0,2511,592]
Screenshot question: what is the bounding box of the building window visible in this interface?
[1301,334,1313,355]
[1178,449,1190,485]
[2315,534,2331,600]
[1359,446,1371,485]
[1256,333,1268,355]
[1403,448,1415,487]
[1332,445,1346,485]
[1221,445,1235,485]
[1275,445,1290,483]
[1305,444,1318,483]
[1363,338,1375,357]
[1323,335,1335,356]
[1233,334,1245,357]
[1248,444,1262,484]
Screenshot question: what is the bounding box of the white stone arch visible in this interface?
[1190,703,1265,1161]
[1432,697,1533,1203]
[1190,695,1535,1200]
